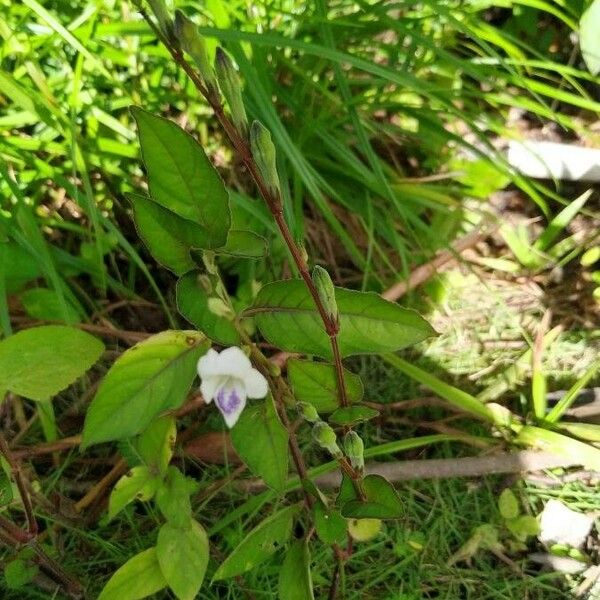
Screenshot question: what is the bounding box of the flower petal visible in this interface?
[215,379,247,428]
[197,348,220,379]
[218,346,252,377]
[243,368,269,399]
[200,375,226,404]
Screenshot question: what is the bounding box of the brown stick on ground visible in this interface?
[382,224,497,301]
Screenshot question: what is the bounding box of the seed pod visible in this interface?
[343,431,364,470]
[250,120,280,197]
[312,421,341,456]
[174,10,217,92]
[312,265,339,329]
[297,402,319,423]
[215,47,248,136]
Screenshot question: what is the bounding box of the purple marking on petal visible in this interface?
[216,386,241,416]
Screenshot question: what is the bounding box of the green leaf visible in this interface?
[131,107,230,247]
[506,515,539,541]
[329,405,379,426]
[287,359,363,412]
[340,475,403,520]
[230,396,289,491]
[155,466,197,528]
[278,539,314,600]
[498,489,519,520]
[557,422,600,442]
[20,288,81,323]
[157,520,209,600]
[176,270,240,345]
[136,416,176,476]
[580,0,600,75]
[217,229,268,259]
[82,331,208,447]
[313,503,347,545]
[108,466,159,521]
[213,505,298,580]
[4,559,38,589]
[248,280,435,358]
[0,326,104,401]
[128,194,215,274]
[97,547,167,600]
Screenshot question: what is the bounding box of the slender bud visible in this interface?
[297,402,319,423]
[147,0,174,41]
[174,10,217,92]
[344,431,364,471]
[312,421,341,457]
[250,120,280,197]
[215,48,248,136]
[312,265,339,330]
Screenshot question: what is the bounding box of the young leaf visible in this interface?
[278,539,314,600]
[131,107,230,247]
[248,280,435,358]
[0,326,104,401]
[82,331,208,447]
[136,416,176,476]
[176,270,240,346]
[155,466,197,528]
[157,520,209,600]
[108,466,159,521]
[287,359,363,412]
[128,193,214,274]
[230,396,289,491]
[217,229,268,259]
[498,489,519,520]
[213,505,298,580]
[340,475,403,520]
[329,405,379,426]
[97,547,167,600]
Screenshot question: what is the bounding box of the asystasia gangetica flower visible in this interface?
[197,347,269,428]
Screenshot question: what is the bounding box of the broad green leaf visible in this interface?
[248,280,435,358]
[287,359,363,412]
[97,547,167,600]
[213,505,298,580]
[498,489,519,520]
[129,194,214,274]
[340,475,403,520]
[4,559,38,590]
[82,331,208,447]
[329,405,379,426]
[157,521,209,600]
[155,466,197,528]
[131,107,230,247]
[108,466,159,521]
[136,417,176,476]
[217,230,268,259]
[230,396,289,492]
[176,270,240,346]
[581,0,600,75]
[278,539,314,600]
[20,288,81,323]
[313,503,346,545]
[517,426,600,470]
[0,326,104,401]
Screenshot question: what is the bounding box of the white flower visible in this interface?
[197,346,269,428]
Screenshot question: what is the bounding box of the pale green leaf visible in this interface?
[498,489,519,520]
[136,416,176,476]
[0,326,104,401]
[580,0,600,75]
[82,331,208,447]
[155,466,197,528]
[278,539,314,600]
[108,466,159,521]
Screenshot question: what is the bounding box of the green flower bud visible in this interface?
[215,47,248,136]
[312,421,341,456]
[312,265,339,329]
[297,402,319,423]
[344,431,364,470]
[174,10,217,92]
[250,120,280,197]
[147,0,174,41]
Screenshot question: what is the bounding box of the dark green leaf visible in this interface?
[157,520,209,600]
[249,280,435,358]
[313,503,347,545]
[217,229,268,259]
[329,405,379,426]
[340,475,403,520]
[131,107,230,247]
[288,359,363,412]
[4,559,38,589]
[0,326,104,401]
[82,331,208,447]
[97,547,167,600]
[176,270,240,345]
[230,396,289,491]
[213,505,298,580]
[278,539,314,600]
